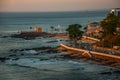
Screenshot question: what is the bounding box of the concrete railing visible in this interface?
[60,44,120,63]
[82,36,100,42]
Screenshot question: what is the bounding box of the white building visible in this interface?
[110,8,120,16]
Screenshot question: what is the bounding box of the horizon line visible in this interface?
[0,9,110,13]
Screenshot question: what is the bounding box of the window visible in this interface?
[118,12,120,16]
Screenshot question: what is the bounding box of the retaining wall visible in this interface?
[82,36,100,42]
[60,44,120,63]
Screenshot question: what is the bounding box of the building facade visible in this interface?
[34,26,42,32]
[110,8,120,16]
[86,22,102,37]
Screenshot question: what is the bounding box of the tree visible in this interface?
[101,13,119,37]
[66,24,83,47]
[97,13,120,48]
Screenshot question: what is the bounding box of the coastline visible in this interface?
[0,31,120,80]
[60,44,120,69]
[8,32,120,67]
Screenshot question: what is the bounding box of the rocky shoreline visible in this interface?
[0,31,120,80]
[7,31,120,69]
[1,45,120,69]
[0,46,120,80]
[11,32,55,40]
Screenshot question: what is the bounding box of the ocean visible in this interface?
[1,10,118,80]
[0,10,108,33]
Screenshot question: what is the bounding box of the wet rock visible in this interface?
[61,54,75,59]
[10,49,18,52]
[23,37,35,40]
[99,68,120,75]
[40,58,49,61]
[0,57,9,62]
[9,54,17,57]
[46,40,58,43]
[113,70,120,74]
[10,47,54,52]
[2,36,9,38]
[33,53,39,55]
[21,53,24,56]
[70,67,85,71]
[12,58,19,61]
[100,71,112,75]
[11,32,54,40]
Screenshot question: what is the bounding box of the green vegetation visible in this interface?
[66,24,83,47]
[101,13,119,36]
[97,13,120,48]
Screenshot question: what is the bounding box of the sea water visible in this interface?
[0,10,107,33]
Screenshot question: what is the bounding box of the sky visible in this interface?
[0,0,120,12]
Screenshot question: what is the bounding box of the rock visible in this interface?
[61,54,75,59]
[21,53,24,56]
[10,47,54,52]
[12,58,19,61]
[40,58,49,61]
[11,32,54,40]
[113,70,120,74]
[2,36,9,38]
[100,71,112,75]
[100,70,120,75]
[0,57,9,62]
[9,54,17,57]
